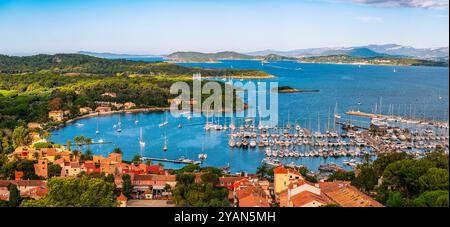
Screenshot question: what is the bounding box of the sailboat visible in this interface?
[393,68,396,73]
[139,127,145,147]
[178,117,183,128]
[198,138,207,161]
[159,112,168,128]
[96,115,100,134]
[163,135,168,152]
[229,114,236,130]
[116,115,122,133]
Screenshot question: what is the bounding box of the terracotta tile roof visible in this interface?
[59,151,71,156]
[288,168,302,176]
[273,166,302,177]
[15,180,46,187]
[236,186,265,200]
[319,181,384,207]
[152,174,176,182]
[29,186,48,197]
[41,148,58,156]
[133,174,175,182]
[117,193,127,201]
[70,162,81,168]
[83,161,95,169]
[121,163,131,169]
[0,181,12,188]
[290,191,331,207]
[233,178,252,189]
[146,164,164,174]
[219,176,245,189]
[0,180,46,187]
[133,174,153,181]
[236,186,270,207]
[273,166,288,174]
[238,194,270,207]
[53,158,65,166]
[288,179,316,189]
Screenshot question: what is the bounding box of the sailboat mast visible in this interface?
[317,112,320,133]
[327,107,331,132]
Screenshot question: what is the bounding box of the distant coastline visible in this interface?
[50,107,170,131]
[271,86,320,93]
[298,55,449,67]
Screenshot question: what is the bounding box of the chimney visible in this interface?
[15,171,24,180]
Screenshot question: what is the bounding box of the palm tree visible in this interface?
[66,140,72,151]
[84,149,93,161]
[72,149,81,161]
[113,147,123,154]
[256,163,269,179]
[73,136,82,147]
[132,154,142,164]
[85,137,93,151]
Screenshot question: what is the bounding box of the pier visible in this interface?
[141,157,201,165]
[70,141,113,146]
[345,111,449,128]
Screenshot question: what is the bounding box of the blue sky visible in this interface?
[0,0,448,55]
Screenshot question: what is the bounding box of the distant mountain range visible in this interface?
[78,44,449,63]
[246,44,449,61]
[77,51,162,59]
[165,51,256,62]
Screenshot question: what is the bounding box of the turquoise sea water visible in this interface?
[50,60,449,173]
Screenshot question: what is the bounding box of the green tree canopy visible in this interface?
[122,174,132,199]
[385,191,407,207]
[418,168,449,192]
[21,176,117,207]
[412,190,449,207]
[352,163,378,192]
[8,183,21,207]
[12,126,31,148]
[48,164,62,178]
[382,159,433,198]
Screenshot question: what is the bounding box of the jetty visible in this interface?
[345,111,449,128]
[141,157,201,165]
[71,141,113,146]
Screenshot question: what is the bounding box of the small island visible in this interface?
[271,86,320,93]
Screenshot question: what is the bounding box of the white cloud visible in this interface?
[352,0,449,9]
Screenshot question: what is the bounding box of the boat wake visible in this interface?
[264,64,302,71]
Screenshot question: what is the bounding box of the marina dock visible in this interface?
[70,141,113,146]
[345,111,449,128]
[142,157,202,165]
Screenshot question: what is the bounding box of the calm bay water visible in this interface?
[51,60,449,173]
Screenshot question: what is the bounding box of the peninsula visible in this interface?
[298,55,449,67]
[271,86,320,93]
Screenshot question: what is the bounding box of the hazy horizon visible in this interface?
[0,0,448,55]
